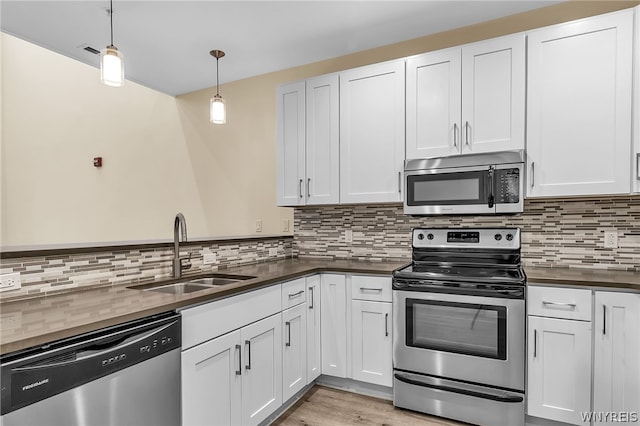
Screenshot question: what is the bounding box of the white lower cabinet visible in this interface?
[241,314,283,425]
[321,274,347,377]
[593,291,640,425]
[282,303,307,401]
[181,313,282,426]
[351,299,392,386]
[306,275,322,383]
[181,330,242,426]
[527,316,592,425]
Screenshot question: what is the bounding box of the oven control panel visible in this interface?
[413,228,520,249]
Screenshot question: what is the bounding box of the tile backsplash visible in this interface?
[294,196,640,271]
[0,237,292,301]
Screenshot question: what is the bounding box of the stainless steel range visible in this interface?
[392,228,526,426]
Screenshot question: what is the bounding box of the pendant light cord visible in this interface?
[109,0,114,47]
[216,57,220,96]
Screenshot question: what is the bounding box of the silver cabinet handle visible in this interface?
[309,286,314,309]
[235,344,242,375]
[360,287,383,292]
[288,290,304,299]
[453,123,458,148]
[533,329,537,358]
[245,340,251,370]
[530,162,535,188]
[285,321,291,347]
[307,178,311,198]
[603,305,607,335]
[636,153,640,179]
[299,179,303,199]
[465,121,470,147]
[398,171,402,194]
[385,313,389,337]
[542,301,577,309]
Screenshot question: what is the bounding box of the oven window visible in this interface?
[406,171,488,206]
[406,299,507,360]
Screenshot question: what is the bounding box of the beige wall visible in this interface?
[2,1,637,248]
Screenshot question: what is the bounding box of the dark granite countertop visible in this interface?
[0,258,406,355]
[2,258,638,356]
[525,266,640,291]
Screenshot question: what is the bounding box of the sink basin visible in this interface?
[128,273,255,295]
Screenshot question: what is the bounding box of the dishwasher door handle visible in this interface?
[13,320,179,371]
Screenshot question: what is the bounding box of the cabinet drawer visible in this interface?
[528,285,592,321]
[282,277,307,308]
[351,275,392,302]
[181,284,281,349]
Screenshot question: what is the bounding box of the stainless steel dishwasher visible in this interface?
[0,311,181,426]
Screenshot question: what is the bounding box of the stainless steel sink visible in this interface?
[128,273,255,295]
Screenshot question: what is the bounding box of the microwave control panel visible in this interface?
[495,168,520,204]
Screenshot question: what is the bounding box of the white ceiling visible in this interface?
[1,1,561,96]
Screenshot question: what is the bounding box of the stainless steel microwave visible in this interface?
[404,150,524,215]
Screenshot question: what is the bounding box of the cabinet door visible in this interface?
[306,74,340,204]
[240,314,282,426]
[340,60,405,203]
[306,275,322,383]
[276,81,305,206]
[593,292,640,424]
[282,303,307,401]
[181,330,242,426]
[527,316,592,425]
[527,11,633,197]
[321,274,347,377]
[406,48,461,159]
[351,300,392,387]
[461,34,525,154]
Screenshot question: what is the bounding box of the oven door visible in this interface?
[393,289,524,391]
[404,166,494,215]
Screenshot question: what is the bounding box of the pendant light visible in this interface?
[210,50,226,124]
[100,0,124,87]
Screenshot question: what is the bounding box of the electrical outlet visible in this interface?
[282,219,290,233]
[203,251,217,265]
[255,220,263,233]
[0,272,22,292]
[269,248,278,257]
[604,229,619,248]
[345,230,353,243]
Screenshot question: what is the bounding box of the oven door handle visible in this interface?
[394,373,523,403]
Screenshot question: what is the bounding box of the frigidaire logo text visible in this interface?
[22,378,49,391]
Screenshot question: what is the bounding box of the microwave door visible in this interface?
[405,167,494,215]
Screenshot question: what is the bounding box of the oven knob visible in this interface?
[427,233,434,240]
[417,233,424,240]
[494,234,502,241]
[506,233,514,241]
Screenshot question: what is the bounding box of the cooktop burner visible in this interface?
[393,227,526,286]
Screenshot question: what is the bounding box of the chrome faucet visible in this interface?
[172,213,191,278]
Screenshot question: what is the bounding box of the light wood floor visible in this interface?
[272,385,468,426]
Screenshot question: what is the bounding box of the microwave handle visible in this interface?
[487,166,495,208]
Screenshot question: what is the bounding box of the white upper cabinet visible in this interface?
[276,75,339,207]
[340,60,405,203]
[527,10,633,197]
[276,81,306,206]
[306,74,340,204]
[406,34,525,159]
